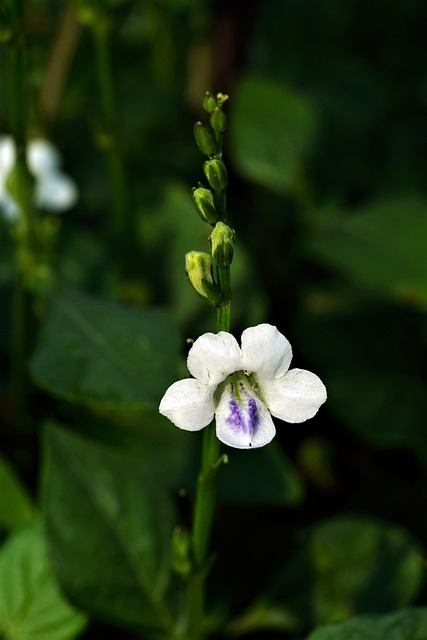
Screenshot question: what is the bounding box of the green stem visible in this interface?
[185,296,231,639]
[6,0,34,429]
[11,268,31,429]
[91,19,132,262]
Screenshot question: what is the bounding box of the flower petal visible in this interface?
[187,331,242,384]
[262,368,327,423]
[215,381,276,449]
[0,136,16,191]
[159,378,215,431]
[0,193,20,222]
[241,323,292,379]
[27,139,60,176]
[35,171,78,212]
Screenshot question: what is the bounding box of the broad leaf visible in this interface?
[42,422,176,634]
[306,607,427,640]
[79,409,304,506]
[308,516,424,620]
[271,515,424,628]
[306,196,427,309]
[294,303,427,464]
[0,454,35,530]
[30,287,180,409]
[0,521,87,640]
[230,75,317,192]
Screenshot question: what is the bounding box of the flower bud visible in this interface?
[185,251,223,306]
[210,222,235,267]
[203,91,217,113]
[194,122,216,156]
[216,92,229,107]
[192,187,218,225]
[210,107,227,133]
[171,527,192,578]
[203,159,227,192]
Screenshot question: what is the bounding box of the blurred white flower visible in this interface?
[0,135,78,222]
[159,323,327,449]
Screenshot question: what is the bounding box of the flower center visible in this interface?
[222,371,262,438]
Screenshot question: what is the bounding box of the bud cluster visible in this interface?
[186,92,234,308]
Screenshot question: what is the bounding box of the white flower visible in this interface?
[159,323,327,449]
[0,135,78,222]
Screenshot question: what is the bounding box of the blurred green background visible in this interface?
[1,1,426,639]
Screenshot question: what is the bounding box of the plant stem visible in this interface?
[6,0,33,429]
[91,18,132,267]
[11,268,31,429]
[185,291,231,640]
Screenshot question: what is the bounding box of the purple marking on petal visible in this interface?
[225,384,260,438]
[248,397,260,435]
[226,399,248,434]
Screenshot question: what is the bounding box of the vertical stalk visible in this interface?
[6,0,33,428]
[182,94,231,639]
[185,279,231,640]
[91,18,132,266]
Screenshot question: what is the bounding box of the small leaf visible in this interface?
[307,196,427,308]
[30,287,180,409]
[306,607,427,640]
[230,74,317,192]
[0,521,87,640]
[42,422,176,634]
[0,454,35,530]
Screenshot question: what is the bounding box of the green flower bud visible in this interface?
[192,187,218,225]
[203,91,217,113]
[210,222,235,267]
[210,107,227,133]
[185,251,223,306]
[194,122,216,156]
[203,159,228,192]
[171,527,192,578]
[216,92,229,107]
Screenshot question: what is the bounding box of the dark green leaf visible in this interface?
[306,607,427,640]
[308,516,424,620]
[307,196,427,309]
[218,441,304,506]
[0,455,35,530]
[30,288,180,409]
[230,75,317,192]
[42,422,176,634]
[83,409,304,506]
[272,514,424,628]
[295,303,427,463]
[0,521,87,640]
